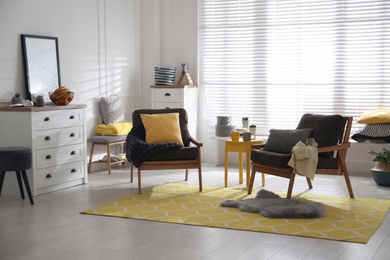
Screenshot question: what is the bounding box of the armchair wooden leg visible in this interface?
[286,173,296,199]
[339,151,354,198]
[248,166,257,195]
[130,162,133,183]
[306,177,313,189]
[198,166,203,192]
[343,172,354,199]
[185,169,188,181]
[261,173,265,187]
[137,168,142,195]
[197,150,202,192]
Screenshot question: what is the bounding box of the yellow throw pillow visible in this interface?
[140,113,183,145]
[357,110,390,124]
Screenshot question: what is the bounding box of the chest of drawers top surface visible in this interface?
[0,104,86,112]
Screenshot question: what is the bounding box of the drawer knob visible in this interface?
[69,115,75,120]
[46,174,52,178]
[70,151,76,155]
[44,117,50,122]
[70,133,75,137]
[164,93,171,97]
[71,168,77,173]
[44,136,51,141]
[45,155,52,160]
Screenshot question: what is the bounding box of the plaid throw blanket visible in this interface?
[126,125,182,167]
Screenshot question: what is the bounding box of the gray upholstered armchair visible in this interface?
[248,114,354,199]
[126,108,202,194]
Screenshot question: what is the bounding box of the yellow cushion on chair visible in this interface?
[140,113,183,145]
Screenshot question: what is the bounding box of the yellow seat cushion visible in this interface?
[95,122,133,136]
[357,110,390,124]
[140,113,183,145]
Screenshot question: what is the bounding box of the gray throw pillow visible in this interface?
[99,95,124,125]
[264,128,313,154]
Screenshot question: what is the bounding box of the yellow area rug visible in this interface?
[81,183,390,243]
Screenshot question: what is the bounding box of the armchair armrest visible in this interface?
[252,143,266,149]
[317,142,351,153]
[190,135,203,147]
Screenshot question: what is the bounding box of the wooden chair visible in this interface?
[248,114,354,199]
[127,108,202,194]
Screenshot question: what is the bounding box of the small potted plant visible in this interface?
[368,148,390,186]
[12,93,23,104]
[249,124,256,135]
[242,117,249,129]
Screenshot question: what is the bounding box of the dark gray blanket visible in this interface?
[126,125,182,167]
[220,189,326,218]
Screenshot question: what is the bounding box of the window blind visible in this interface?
[199,0,390,135]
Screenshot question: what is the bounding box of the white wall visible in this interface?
[0,0,141,137]
[140,0,198,107]
[0,0,384,174]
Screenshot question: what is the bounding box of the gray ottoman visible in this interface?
[0,147,34,205]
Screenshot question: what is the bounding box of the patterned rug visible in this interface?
[81,183,390,243]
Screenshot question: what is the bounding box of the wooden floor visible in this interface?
[0,163,389,260]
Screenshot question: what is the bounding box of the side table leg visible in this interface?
[246,151,251,187]
[239,152,243,184]
[224,149,228,187]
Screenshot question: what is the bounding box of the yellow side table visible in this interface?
[224,138,264,187]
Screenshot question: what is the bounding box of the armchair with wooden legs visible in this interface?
[126,108,202,194]
[248,114,354,199]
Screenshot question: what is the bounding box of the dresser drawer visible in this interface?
[35,144,84,169]
[34,126,84,149]
[154,102,181,109]
[33,109,84,130]
[36,161,85,189]
[154,88,181,102]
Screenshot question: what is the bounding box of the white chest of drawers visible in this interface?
[0,104,88,196]
[151,85,198,137]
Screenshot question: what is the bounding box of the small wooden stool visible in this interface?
[0,147,34,205]
[87,136,127,175]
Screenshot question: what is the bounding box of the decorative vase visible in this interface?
[370,169,390,186]
[12,96,23,104]
[181,63,188,74]
[250,127,256,136]
[242,120,249,129]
